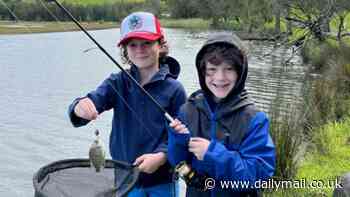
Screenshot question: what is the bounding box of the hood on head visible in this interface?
[161,56,181,79]
[195,32,248,101]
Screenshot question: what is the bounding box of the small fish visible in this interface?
[89,129,105,172]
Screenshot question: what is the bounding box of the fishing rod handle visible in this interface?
[164,112,175,123]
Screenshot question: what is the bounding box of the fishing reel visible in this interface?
[174,161,209,191]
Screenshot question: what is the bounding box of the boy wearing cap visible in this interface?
[68,12,186,196]
[168,32,275,196]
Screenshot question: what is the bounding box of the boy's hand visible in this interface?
[189,137,210,160]
[133,152,167,174]
[169,119,189,134]
[74,98,98,120]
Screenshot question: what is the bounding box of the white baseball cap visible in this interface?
[118,12,164,46]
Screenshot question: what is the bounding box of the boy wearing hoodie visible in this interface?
[68,12,186,196]
[168,32,275,196]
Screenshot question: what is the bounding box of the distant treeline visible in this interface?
[0,0,275,31]
[1,0,349,35]
[0,0,157,22]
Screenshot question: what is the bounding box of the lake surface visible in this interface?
[0,28,304,196]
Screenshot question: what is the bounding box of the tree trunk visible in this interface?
[275,8,281,34]
[286,7,292,35]
[211,16,220,28]
[273,0,281,34]
[337,15,345,42]
[320,16,331,33]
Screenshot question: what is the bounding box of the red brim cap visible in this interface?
[117,32,163,46]
[118,12,164,47]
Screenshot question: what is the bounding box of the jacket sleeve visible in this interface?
[202,112,275,183]
[68,97,91,127]
[167,126,191,166]
[154,83,187,154]
[68,75,116,127]
[169,83,187,118]
[167,108,192,166]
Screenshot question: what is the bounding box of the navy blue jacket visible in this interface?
[168,33,275,196]
[69,58,186,187]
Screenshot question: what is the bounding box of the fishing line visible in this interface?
[109,80,157,139]
[1,0,163,139]
[37,0,107,54]
[38,0,165,139]
[45,0,175,123]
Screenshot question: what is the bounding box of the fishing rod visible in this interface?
[46,0,175,123]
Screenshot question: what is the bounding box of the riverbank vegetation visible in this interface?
[294,42,350,196]
[262,65,350,197]
[297,117,350,196]
[0,20,118,34]
[265,33,350,196]
[0,18,209,34]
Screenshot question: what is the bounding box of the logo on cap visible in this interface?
[128,15,143,30]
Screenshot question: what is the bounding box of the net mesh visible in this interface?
[33,159,139,197]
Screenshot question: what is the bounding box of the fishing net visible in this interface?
[33,159,139,197]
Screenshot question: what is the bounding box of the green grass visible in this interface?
[0,18,211,34]
[0,21,117,34]
[264,116,350,196]
[296,117,350,196]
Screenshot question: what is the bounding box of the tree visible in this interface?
[235,0,273,32]
[196,0,240,28]
[167,0,199,18]
[284,0,350,42]
[144,0,161,16]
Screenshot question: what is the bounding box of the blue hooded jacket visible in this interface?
[68,56,186,187]
[168,33,275,196]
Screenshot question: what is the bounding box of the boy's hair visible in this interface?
[120,39,168,65]
[199,43,243,76]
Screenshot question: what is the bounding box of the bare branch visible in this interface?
[324,32,350,39]
[341,33,350,37]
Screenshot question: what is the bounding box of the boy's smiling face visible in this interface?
[205,62,238,100]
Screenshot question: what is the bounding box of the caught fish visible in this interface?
[89,129,106,172]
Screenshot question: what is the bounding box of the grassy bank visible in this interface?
[160,18,210,30]
[263,113,350,197]
[287,40,350,196]
[0,18,210,35]
[296,117,350,196]
[0,21,118,34]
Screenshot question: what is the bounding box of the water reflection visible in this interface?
[246,41,304,113]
